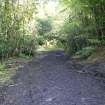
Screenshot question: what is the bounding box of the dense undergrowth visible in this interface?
[60,0,105,59]
[0,0,105,60]
[0,0,37,60]
[0,0,105,58]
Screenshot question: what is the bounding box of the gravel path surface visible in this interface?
[0,51,105,105]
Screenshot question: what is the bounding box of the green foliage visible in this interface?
[20,35,36,56]
[35,18,53,47]
[88,39,101,46]
[74,47,96,59]
[36,36,46,46]
[0,35,36,57]
[66,35,89,55]
[60,0,105,58]
[56,40,65,49]
[36,18,52,35]
[0,63,6,71]
[0,0,36,59]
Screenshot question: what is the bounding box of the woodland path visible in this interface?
[0,50,105,105]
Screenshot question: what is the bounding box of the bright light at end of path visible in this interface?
[46,1,58,16]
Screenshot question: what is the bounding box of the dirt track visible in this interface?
[0,51,105,105]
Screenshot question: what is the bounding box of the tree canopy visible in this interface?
[0,0,105,60]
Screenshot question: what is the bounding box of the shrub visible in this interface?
[0,63,6,71]
[21,35,36,56]
[36,36,46,46]
[88,39,103,46]
[0,34,36,58]
[36,18,52,35]
[74,47,96,59]
[66,35,89,55]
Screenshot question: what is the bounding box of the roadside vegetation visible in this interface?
[60,0,105,60]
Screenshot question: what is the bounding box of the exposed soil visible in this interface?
[0,51,105,105]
